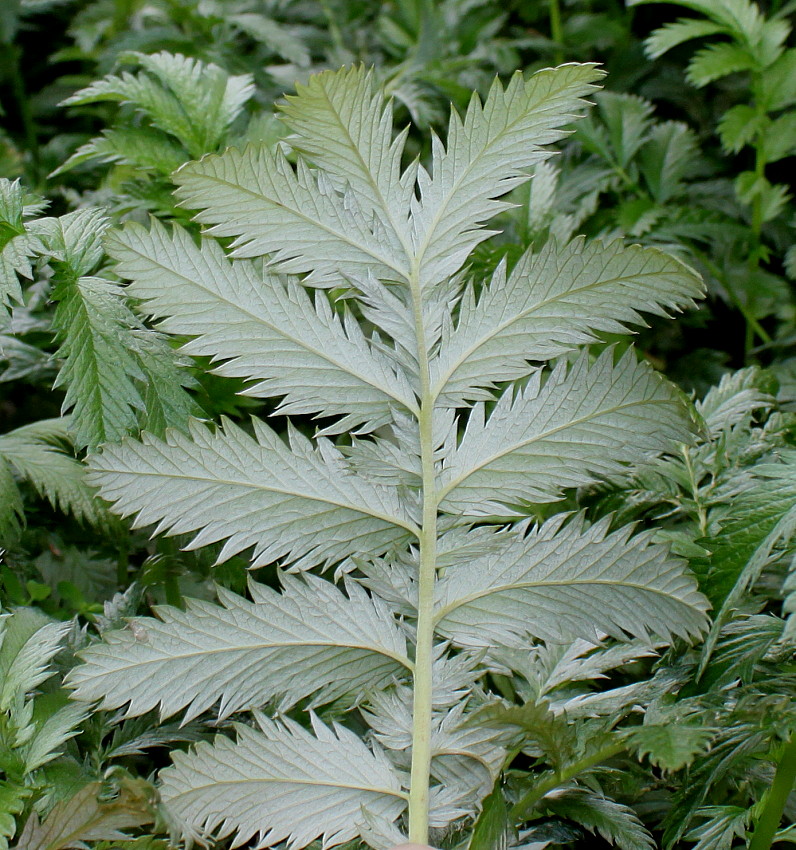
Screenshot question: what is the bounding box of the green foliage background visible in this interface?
[0,0,794,848]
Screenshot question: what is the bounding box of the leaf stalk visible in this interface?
[748,733,796,850]
[407,265,438,844]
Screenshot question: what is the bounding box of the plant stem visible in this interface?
[748,733,796,850]
[549,0,564,64]
[509,740,626,821]
[407,265,438,845]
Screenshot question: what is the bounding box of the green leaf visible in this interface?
[696,453,796,674]
[762,111,796,162]
[717,105,765,153]
[52,276,146,449]
[69,574,410,720]
[51,127,187,178]
[87,417,417,570]
[0,457,23,541]
[439,349,695,514]
[735,171,790,221]
[0,780,28,850]
[626,724,713,771]
[61,52,254,158]
[467,785,512,850]
[160,715,406,848]
[643,17,727,59]
[0,418,112,528]
[686,42,758,87]
[0,616,68,710]
[544,788,655,850]
[638,121,700,202]
[759,48,796,110]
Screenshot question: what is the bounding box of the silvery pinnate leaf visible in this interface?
[431,237,703,403]
[68,574,411,721]
[106,220,417,434]
[439,348,694,515]
[434,513,708,648]
[87,417,417,570]
[160,714,406,849]
[410,64,604,287]
[279,66,415,246]
[173,145,409,285]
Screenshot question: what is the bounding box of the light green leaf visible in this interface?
[0,618,68,710]
[51,127,187,177]
[638,121,700,202]
[432,238,702,403]
[160,715,406,848]
[759,47,796,110]
[435,514,708,647]
[22,701,87,772]
[106,220,417,433]
[69,574,410,720]
[61,52,254,158]
[717,104,764,153]
[439,349,695,514]
[88,417,417,570]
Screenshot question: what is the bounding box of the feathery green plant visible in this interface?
[67,64,710,847]
[630,0,796,359]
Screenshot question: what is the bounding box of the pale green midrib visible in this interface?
[80,639,414,672]
[117,240,419,415]
[434,578,693,625]
[97,464,420,536]
[168,775,409,799]
[407,257,439,844]
[437,395,676,503]
[177,166,409,280]
[431,262,673,398]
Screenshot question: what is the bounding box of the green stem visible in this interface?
[407,265,438,845]
[509,741,626,821]
[549,0,565,64]
[748,733,796,850]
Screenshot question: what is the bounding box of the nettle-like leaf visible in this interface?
[59,51,255,163]
[73,65,708,848]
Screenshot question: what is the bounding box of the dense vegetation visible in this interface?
[0,1,795,848]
